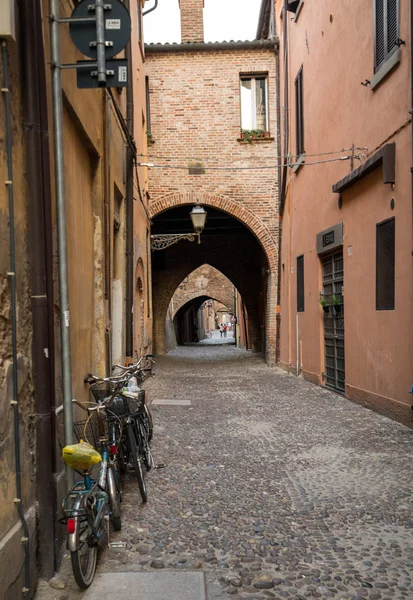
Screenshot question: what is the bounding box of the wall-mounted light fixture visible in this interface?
[151,203,207,250]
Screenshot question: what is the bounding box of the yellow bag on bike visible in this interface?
[62,441,102,470]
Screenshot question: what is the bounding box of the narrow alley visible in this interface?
[37,345,413,600]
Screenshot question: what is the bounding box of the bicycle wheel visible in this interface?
[107,466,122,530]
[126,422,147,502]
[71,518,98,589]
[138,416,153,471]
[142,404,154,442]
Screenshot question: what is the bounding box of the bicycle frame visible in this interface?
[63,448,109,552]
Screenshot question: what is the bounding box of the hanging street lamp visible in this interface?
[151,203,207,250]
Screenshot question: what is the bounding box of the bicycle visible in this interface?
[85,368,153,502]
[112,355,155,441]
[57,399,122,588]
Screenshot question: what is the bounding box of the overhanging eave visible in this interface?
[332,142,396,194]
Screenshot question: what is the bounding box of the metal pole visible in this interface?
[95,0,107,86]
[50,0,74,489]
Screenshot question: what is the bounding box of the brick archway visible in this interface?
[150,193,278,365]
[149,192,277,272]
[171,264,235,317]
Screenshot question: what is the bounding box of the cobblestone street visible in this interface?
[37,345,413,600]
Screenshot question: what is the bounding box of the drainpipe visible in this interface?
[274,14,282,363]
[1,40,31,597]
[20,0,57,578]
[279,0,289,216]
[124,0,134,357]
[296,312,299,375]
[49,0,74,488]
[143,0,158,17]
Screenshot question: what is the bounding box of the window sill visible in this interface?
[237,136,274,144]
[292,153,305,173]
[371,48,401,90]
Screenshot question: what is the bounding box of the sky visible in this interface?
[143,0,263,45]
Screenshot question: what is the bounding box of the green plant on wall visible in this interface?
[330,294,341,306]
[147,131,155,144]
[241,128,266,143]
[319,295,328,307]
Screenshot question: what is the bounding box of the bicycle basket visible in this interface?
[90,382,116,403]
[107,390,145,418]
[73,412,100,448]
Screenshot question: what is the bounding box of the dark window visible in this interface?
[374,0,399,72]
[295,66,304,158]
[297,255,304,312]
[376,217,395,310]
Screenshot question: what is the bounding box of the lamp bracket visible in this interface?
[150,233,197,250]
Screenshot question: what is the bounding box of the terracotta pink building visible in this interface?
[259,0,413,425]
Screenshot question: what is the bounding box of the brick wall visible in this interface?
[146,44,279,364]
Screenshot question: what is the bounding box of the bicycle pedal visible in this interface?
[155,462,167,469]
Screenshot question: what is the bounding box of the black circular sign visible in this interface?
[70,0,131,60]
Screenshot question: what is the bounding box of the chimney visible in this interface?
[179,0,204,43]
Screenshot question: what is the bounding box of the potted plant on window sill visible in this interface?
[319,295,329,314]
[240,129,270,143]
[330,294,342,316]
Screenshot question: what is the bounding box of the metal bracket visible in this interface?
[91,70,114,77]
[89,40,113,48]
[88,3,112,10]
[150,233,199,250]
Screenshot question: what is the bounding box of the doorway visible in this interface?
[322,250,345,392]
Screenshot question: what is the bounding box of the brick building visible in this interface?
[144,0,279,364]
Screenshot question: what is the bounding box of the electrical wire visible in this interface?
[137,147,367,162]
[136,155,361,171]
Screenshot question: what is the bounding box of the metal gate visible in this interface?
[322,250,345,392]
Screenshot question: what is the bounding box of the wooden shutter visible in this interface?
[375,0,385,69]
[376,217,395,310]
[297,255,304,312]
[375,0,399,71]
[387,0,398,53]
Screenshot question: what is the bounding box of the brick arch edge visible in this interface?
[149,192,277,272]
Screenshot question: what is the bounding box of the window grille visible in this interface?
[376,217,395,310]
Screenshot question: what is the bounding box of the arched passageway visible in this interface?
[151,200,277,363]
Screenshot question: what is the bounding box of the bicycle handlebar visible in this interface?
[84,373,130,385]
[112,355,155,372]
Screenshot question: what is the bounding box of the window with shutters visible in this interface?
[295,66,304,159]
[376,217,395,310]
[297,255,304,312]
[374,0,399,72]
